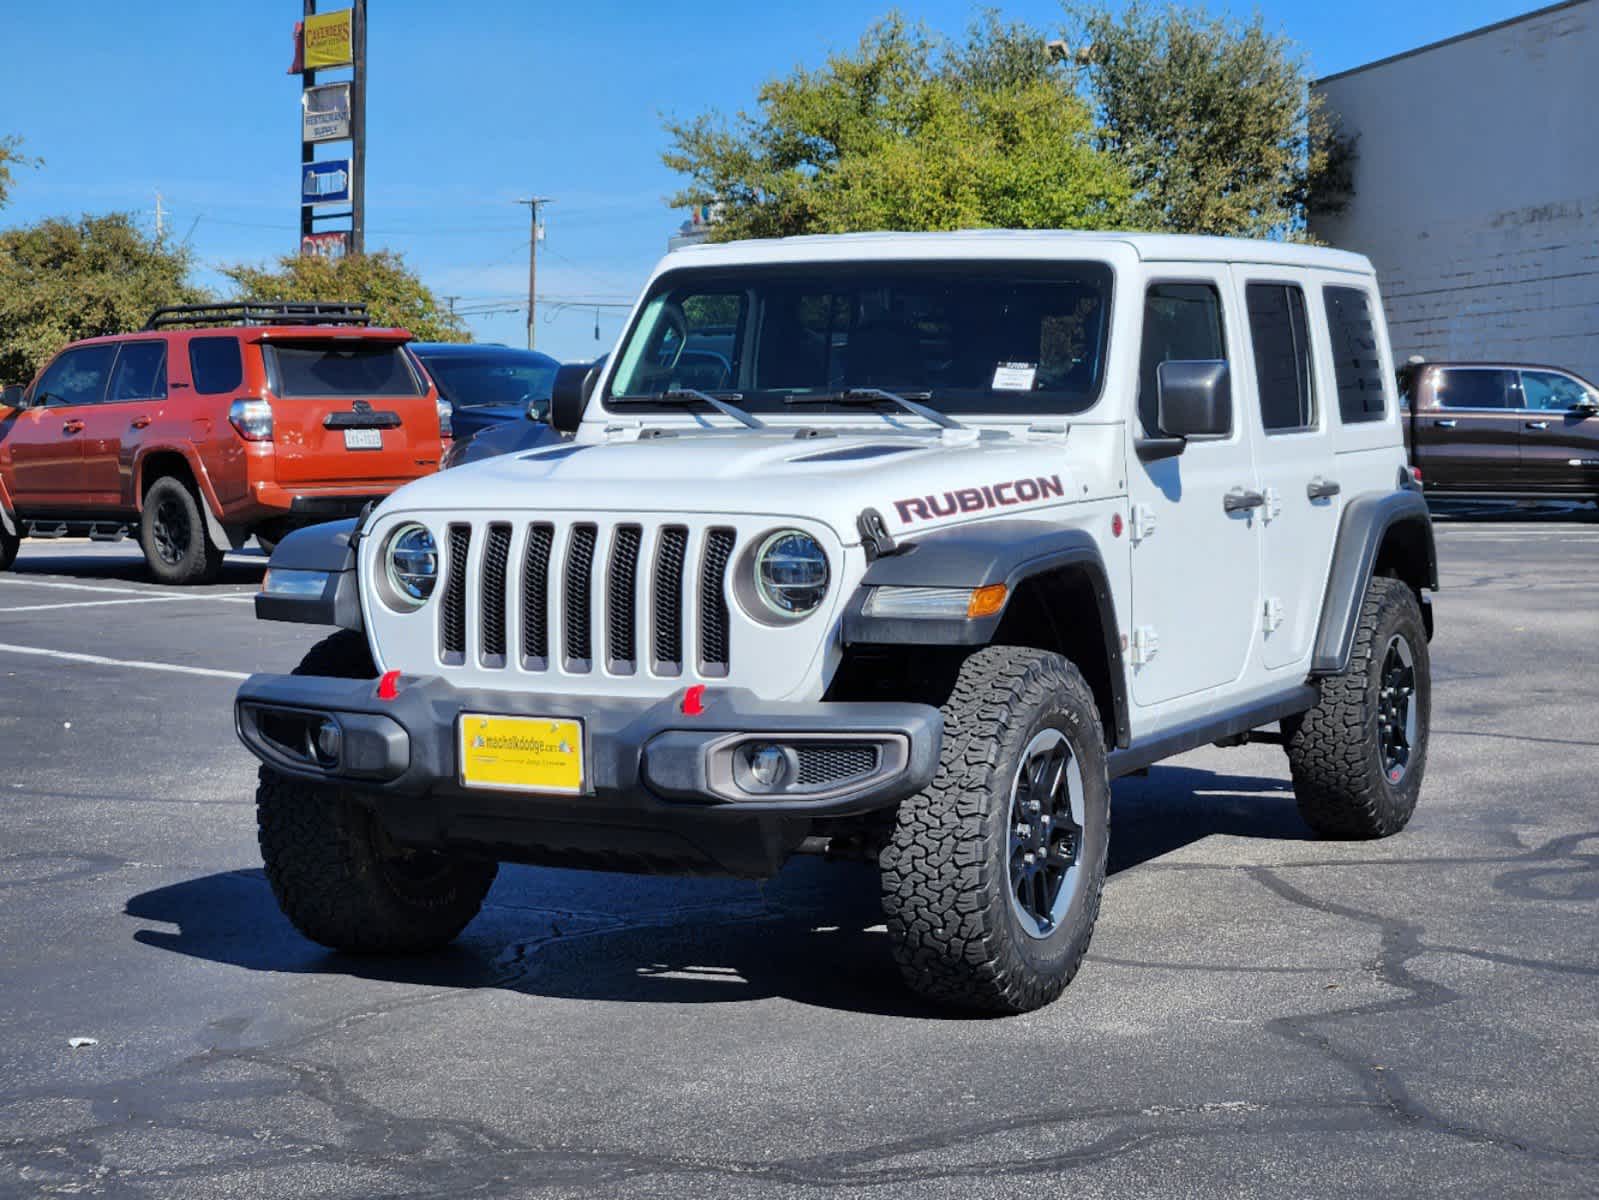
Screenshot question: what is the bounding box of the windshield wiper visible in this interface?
[782,387,964,430]
[610,388,766,430]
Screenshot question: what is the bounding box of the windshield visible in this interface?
[605,260,1113,417]
[265,342,424,398]
[417,352,557,408]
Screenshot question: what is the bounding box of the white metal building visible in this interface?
[1309,1,1599,382]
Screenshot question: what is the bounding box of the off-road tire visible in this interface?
[0,526,17,572]
[139,476,223,585]
[255,631,498,953]
[1284,577,1430,838]
[881,646,1110,1014]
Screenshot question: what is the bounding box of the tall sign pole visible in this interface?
[293,1,362,259]
[298,0,317,249]
[350,0,366,255]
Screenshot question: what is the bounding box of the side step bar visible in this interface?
[1107,685,1318,780]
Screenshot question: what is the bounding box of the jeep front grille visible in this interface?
[437,520,739,681]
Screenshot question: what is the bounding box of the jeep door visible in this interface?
[1125,273,1262,708]
[1417,368,1522,492]
[259,335,442,486]
[4,343,117,507]
[1232,272,1340,672]
[80,339,168,506]
[1517,369,1599,494]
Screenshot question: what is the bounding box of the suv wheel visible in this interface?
[140,476,223,585]
[255,631,498,952]
[881,646,1110,1014]
[0,526,17,572]
[1284,576,1431,838]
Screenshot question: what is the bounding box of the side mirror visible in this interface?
[526,397,550,423]
[1,385,24,410]
[549,361,598,435]
[1575,398,1599,416]
[1156,360,1232,439]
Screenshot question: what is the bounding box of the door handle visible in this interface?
[1524,420,1550,430]
[1223,487,1266,513]
[1433,419,1458,428]
[1306,476,1342,500]
[62,419,84,434]
[130,416,152,429]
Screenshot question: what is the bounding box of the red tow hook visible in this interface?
[681,684,706,716]
[376,670,402,701]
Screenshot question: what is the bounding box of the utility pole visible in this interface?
[517,197,552,350]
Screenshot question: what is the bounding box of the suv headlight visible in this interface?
[382,522,438,610]
[751,529,829,619]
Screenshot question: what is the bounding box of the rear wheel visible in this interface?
[255,631,497,953]
[139,476,222,585]
[0,526,17,572]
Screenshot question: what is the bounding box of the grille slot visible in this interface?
[606,525,642,673]
[563,524,598,671]
[440,524,471,664]
[479,523,512,667]
[651,526,688,675]
[795,744,879,788]
[698,528,736,675]
[520,523,554,669]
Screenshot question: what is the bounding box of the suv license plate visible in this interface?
[459,714,584,794]
[344,428,382,451]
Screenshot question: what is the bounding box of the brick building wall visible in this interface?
[1309,1,1599,382]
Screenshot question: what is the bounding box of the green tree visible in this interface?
[222,249,468,342]
[0,212,205,385]
[1063,2,1354,238]
[662,14,1131,240]
[0,135,39,210]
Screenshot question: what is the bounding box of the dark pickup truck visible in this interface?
[1400,361,1599,502]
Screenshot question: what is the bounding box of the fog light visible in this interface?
[747,744,787,789]
[314,719,342,765]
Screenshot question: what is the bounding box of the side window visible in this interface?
[1138,283,1227,435]
[1436,369,1516,410]
[1245,283,1316,433]
[31,345,118,408]
[1521,370,1594,412]
[1323,286,1386,423]
[108,341,167,402]
[189,336,244,395]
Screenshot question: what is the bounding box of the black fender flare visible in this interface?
[253,518,364,632]
[1311,489,1437,675]
[842,520,1129,747]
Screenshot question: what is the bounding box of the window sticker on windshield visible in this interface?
[991,362,1037,392]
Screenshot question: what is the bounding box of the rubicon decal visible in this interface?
[893,475,1065,524]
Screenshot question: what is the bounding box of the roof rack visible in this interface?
[143,301,371,331]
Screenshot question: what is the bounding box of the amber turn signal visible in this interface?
[967,583,1008,619]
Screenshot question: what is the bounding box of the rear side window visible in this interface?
[109,341,167,402]
[1246,283,1316,432]
[1138,283,1227,436]
[1436,368,1516,410]
[189,337,244,395]
[1323,286,1386,423]
[33,344,118,407]
[266,343,423,398]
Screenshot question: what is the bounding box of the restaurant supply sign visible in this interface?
[303,8,353,70]
[302,82,351,143]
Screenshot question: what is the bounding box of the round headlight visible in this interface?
[384,523,438,608]
[754,530,829,618]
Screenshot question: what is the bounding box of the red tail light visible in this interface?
[228,398,273,442]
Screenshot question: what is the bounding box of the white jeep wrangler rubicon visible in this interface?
[238,231,1436,1013]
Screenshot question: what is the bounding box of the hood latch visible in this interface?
[857,507,902,560]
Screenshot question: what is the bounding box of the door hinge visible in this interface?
[1262,486,1282,522]
[1262,596,1285,634]
[1130,503,1157,544]
[1130,625,1159,665]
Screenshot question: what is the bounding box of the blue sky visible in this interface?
[4,0,1538,362]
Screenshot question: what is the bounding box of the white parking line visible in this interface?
[0,642,248,680]
[0,578,256,597]
[0,596,252,613]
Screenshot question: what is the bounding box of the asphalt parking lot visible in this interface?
[2,506,1596,1198]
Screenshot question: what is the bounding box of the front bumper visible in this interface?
[234,674,941,876]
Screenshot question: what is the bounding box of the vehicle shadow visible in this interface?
[11,545,267,586]
[125,764,1311,1018]
[1427,498,1598,524]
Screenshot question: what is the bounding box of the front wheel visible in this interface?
[1284,576,1431,838]
[139,476,223,585]
[880,646,1110,1014]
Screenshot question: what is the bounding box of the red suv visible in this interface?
[0,302,450,583]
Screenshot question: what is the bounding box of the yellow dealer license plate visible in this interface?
[458,714,584,794]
